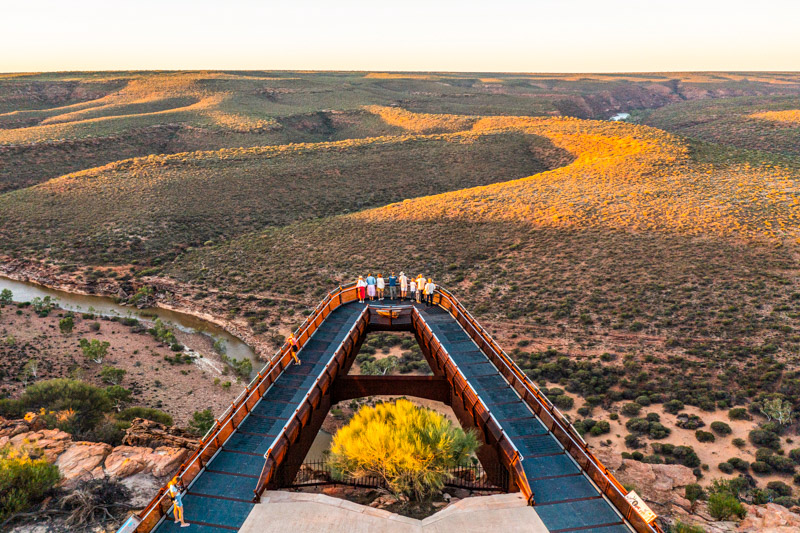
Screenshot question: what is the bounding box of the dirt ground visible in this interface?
[0,304,238,425]
[553,387,798,495]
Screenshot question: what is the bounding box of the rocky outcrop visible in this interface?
[737,502,800,532]
[1,416,196,490]
[104,445,189,478]
[121,418,200,449]
[55,441,113,487]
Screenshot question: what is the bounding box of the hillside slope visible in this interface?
[0,129,568,263]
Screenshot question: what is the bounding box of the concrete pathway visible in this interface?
[239,492,549,533]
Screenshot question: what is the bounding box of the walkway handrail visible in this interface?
[131,283,358,532]
[435,287,662,533]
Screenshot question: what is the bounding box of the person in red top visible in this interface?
[288,332,301,365]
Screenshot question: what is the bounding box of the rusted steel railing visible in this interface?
[132,283,358,532]
[252,304,369,500]
[435,288,662,533]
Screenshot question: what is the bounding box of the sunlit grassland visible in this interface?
[0,129,562,264]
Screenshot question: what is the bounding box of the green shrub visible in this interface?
[624,434,643,449]
[732,438,746,448]
[664,399,684,414]
[18,379,112,435]
[649,422,671,439]
[117,407,174,426]
[707,492,746,521]
[635,395,651,406]
[766,481,793,497]
[59,316,74,334]
[766,454,796,473]
[773,496,798,509]
[0,445,61,522]
[789,448,800,462]
[727,457,749,472]
[684,483,705,503]
[696,430,715,443]
[0,289,12,305]
[710,421,732,436]
[189,409,215,436]
[621,403,641,416]
[728,407,749,420]
[750,461,771,474]
[749,429,781,449]
[670,520,705,533]
[589,420,610,436]
[79,338,110,364]
[552,394,574,410]
[718,462,734,474]
[626,418,650,434]
[100,366,126,386]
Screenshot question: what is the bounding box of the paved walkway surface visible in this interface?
[239,492,549,533]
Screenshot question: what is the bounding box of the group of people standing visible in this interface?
[356,272,436,306]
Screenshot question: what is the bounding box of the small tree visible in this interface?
[31,296,56,317]
[105,386,132,412]
[21,359,39,386]
[360,356,398,376]
[79,339,110,364]
[0,445,61,522]
[328,399,479,500]
[189,409,214,435]
[59,316,74,335]
[100,366,126,385]
[0,289,12,305]
[760,398,794,425]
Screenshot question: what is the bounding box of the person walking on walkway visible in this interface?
[424,278,436,307]
[288,332,301,365]
[376,274,385,301]
[408,278,416,302]
[356,275,367,303]
[168,477,190,528]
[399,272,408,301]
[366,273,377,301]
[387,272,398,300]
[416,274,426,303]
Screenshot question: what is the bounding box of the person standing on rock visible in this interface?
[288,332,301,365]
[366,273,377,301]
[399,272,408,301]
[376,274,386,301]
[356,275,367,303]
[168,477,190,528]
[387,272,398,300]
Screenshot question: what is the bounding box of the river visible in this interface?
[0,274,258,369]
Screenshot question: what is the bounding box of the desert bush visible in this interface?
[590,420,610,436]
[708,492,746,520]
[664,399,684,414]
[626,418,650,434]
[624,434,643,449]
[685,483,705,503]
[766,454,796,473]
[773,496,798,509]
[727,457,749,472]
[789,448,800,462]
[728,407,750,420]
[696,430,715,443]
[710,421,732,436]
[732,438,746,448]
[552,394,574,410]
[189,409,215,436]
[79,339,110,364]
[0,289,12,305]
[18,379,112,435]
[750,461,771,474]
[328,399,479,500]
[116,407,173,426]
[0,445,61,522]
[621,403,641,416]
[100,366,126,386]
[749,429,780,449]
[59,316,74,334]
[718,462,734,474]
[766,480,793,497]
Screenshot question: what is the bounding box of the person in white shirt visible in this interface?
[409,279,417,301]
[376,274,385,301]
[416,275,426,303]
[399,272,408,301]
[356,276,367,303]
[424,279,436,307]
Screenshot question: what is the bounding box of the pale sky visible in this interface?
[3,0,800,73]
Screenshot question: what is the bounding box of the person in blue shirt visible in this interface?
[387,272,398,300]
[365,273,377,301]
